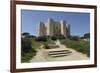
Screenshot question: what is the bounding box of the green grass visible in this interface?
[32,38,54,49]
[31,39,42,50]
[21,50,36,63]
[32,37,55,49]
[61,39,90,57]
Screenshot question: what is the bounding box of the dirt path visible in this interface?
[30,40,89,62]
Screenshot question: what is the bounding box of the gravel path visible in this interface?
[30,40,89,62]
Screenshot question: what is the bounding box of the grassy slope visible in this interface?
[61,39,90,57]
[21,50,35,63]
[21,38,37,63]
[31,39,42,50]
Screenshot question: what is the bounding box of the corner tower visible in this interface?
[60,20,67,37]
[47,18,54,36]
[67,24,71,37]
[38,21,46,36]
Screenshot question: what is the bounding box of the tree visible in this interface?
[57,35,65,39]
[35,36,47,42]
[21,38,33,53]
[22,32,30,37]
[51,34,65,40]
[43,43,50,49]
[21,32,37,62]
[22,32,36,39]
[51,36,57,41]
[84,33,90,38]
[70,36,79,41]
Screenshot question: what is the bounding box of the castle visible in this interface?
[38,18,70,38]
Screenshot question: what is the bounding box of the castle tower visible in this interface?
[53,22,61,36]
[38,18,70,38]
[60,20,67,37]
[67,24,70,37]
[38,22,46,36]
[47,18,54,36]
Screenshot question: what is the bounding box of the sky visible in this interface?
[21,9,90,37]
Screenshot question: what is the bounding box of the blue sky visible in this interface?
[21,9,90,37]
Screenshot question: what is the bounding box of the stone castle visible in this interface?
[38,18,70,38]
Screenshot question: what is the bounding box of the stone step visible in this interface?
[49,50,72,54]
[48,50,72,57]
[49,53,69,57]
[49,51,71,55]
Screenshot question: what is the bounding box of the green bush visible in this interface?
[21,37,36,62]
[35,36,47,42]
[70,36,79,41]
[57,35,65,39]
[51,36,57,41]
[44,45,50,49]
[84,33,90,38]
[51,35,65,40]
[21,38,32,53]
[43,43,50,49]
[21,50,36,62]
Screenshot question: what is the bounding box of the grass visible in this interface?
[31,38,42,50]
[31,38,55,49]
[21,50,36,63]
[61,39,90,57]
[21,38,38,63]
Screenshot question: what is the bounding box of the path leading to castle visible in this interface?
[30,40,89,62]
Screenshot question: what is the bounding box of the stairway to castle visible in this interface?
[48,50,72,57]
[45,40,72,57]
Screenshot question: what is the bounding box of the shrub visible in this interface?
[57,35,65,39]
[22,32,30,36]
[70,36,79,41]
[21,38,32,53]
[35,36,47,42]
[44,45,50,49]
[84,33,90,38]
[21,38,36,62]
[51,36,57,41]
[43,43,50,49]
[51,35,65,40]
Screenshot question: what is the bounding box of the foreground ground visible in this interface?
[30,40,89,62]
